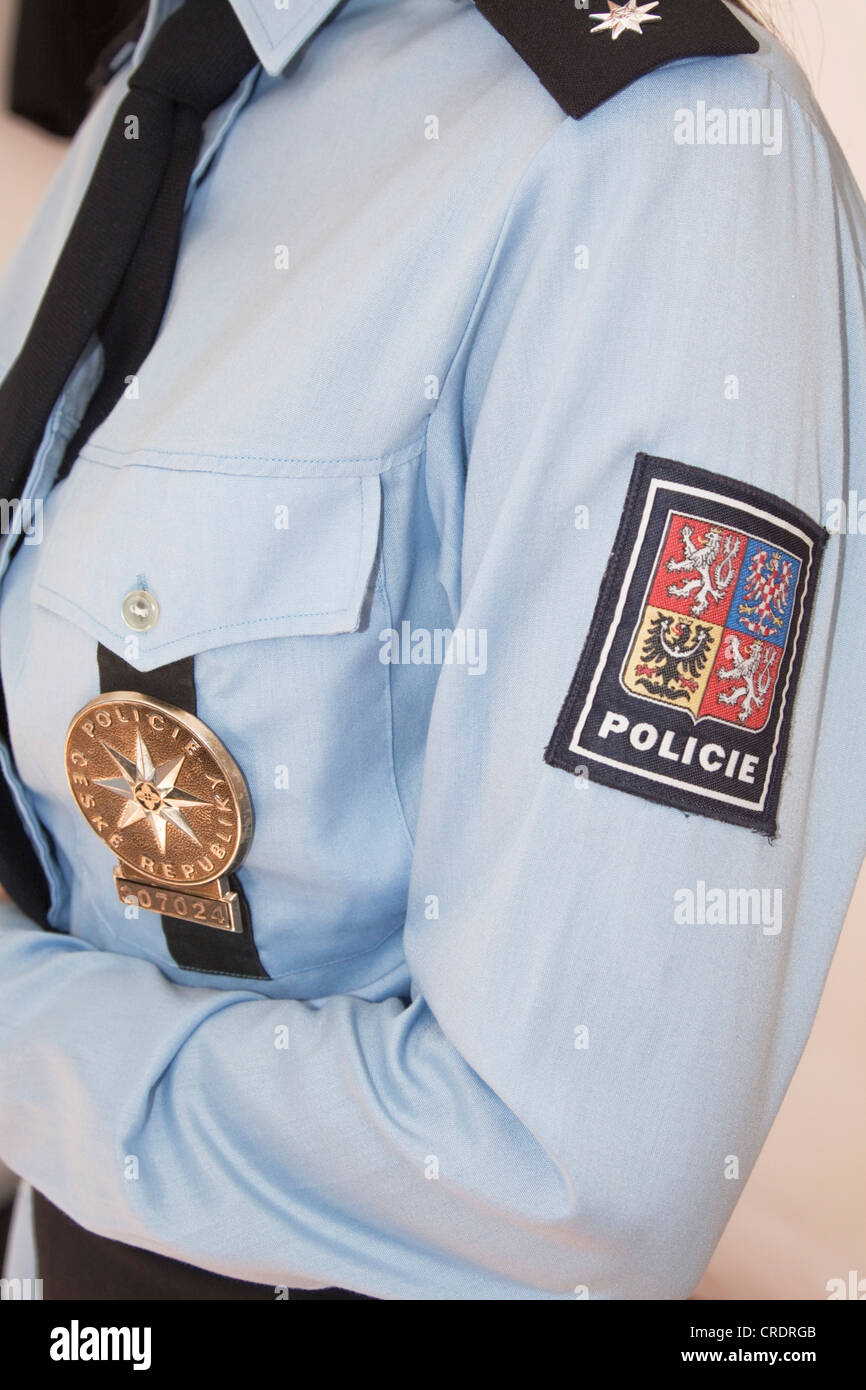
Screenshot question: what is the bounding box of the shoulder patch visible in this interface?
[473,0,760,120]
[544,453,827,835]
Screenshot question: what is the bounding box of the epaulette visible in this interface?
[473,0,760,120]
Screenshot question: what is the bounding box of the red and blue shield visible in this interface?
[545,453,826,834]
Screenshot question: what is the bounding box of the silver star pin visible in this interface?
[590,1,662,40]
[96,729,208,855]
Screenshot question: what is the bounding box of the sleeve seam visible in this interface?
[756,64,866,276]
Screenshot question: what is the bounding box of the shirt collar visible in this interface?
[228,0,347,74]
[136,0,347,77]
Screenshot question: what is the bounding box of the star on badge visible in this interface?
[590,1,662,40]
[96,729,208,855]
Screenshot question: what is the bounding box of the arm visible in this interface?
[1,58,865,1299]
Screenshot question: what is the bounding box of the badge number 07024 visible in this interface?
[65,693,254,932]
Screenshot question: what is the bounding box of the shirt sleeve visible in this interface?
[1,55,865,1299]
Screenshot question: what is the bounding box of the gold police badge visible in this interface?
[65,693,253,932]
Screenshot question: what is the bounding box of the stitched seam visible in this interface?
[376,544,416,856]
[78,434,427,475]
[419,116,577,589]
[35,482,375,641]
[427,114,575,435]
[350,477,366,613]
[259,916,406,979]
[34,585,355,640]
[235,0,333,54]
[757,69,866,276]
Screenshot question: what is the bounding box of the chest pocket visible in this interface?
[33,454,382,662]
[17,449,412,990]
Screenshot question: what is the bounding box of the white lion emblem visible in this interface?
[716,634,776,723]
[666,525,741,617]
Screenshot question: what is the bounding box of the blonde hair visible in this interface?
[728,1,779,34]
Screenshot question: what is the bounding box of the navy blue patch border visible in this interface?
[544,453,828,835]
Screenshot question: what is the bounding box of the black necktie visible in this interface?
[0,0,258,498]
[0,0,257,928]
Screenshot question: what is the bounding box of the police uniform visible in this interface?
[0,0,864,1300]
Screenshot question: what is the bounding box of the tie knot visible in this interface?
[129,0,258,117]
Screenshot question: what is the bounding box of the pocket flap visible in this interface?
[32,456,381,670]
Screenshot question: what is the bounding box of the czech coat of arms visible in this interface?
[545,453,826,833]
[621,513,801,733]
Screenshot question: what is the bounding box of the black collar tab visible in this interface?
[473,1,760,120]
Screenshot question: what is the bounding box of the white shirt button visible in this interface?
[121,589,159,632]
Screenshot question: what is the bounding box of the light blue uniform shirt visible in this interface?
[0,0,865,1298]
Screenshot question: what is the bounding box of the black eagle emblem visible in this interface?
[633,613,713,702]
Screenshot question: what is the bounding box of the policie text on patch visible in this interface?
[545,453,826,834]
